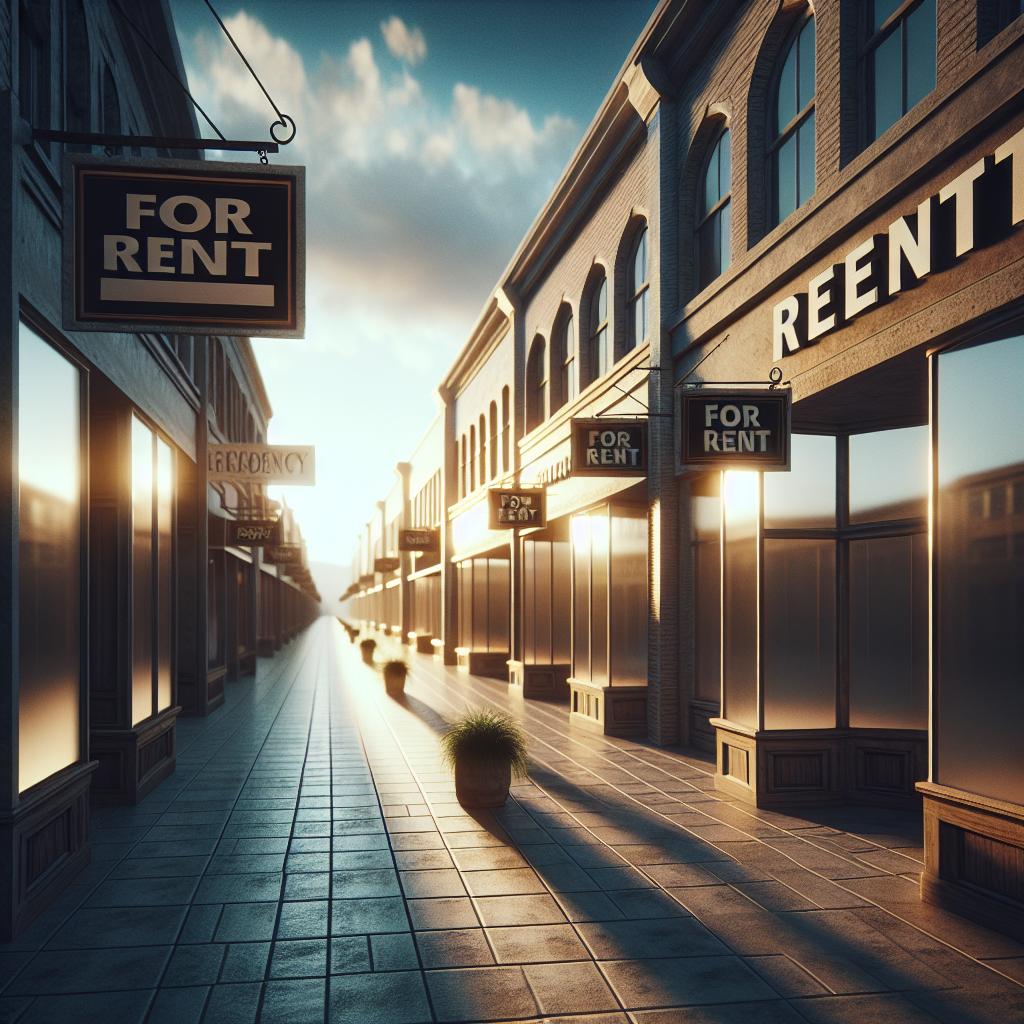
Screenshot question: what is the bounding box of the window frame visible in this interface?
[627,226,649,350]
[696,128,732,291]
[587,274,610,383]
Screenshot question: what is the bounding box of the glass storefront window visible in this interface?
[18,323,81,793]
[763,433,835,528]
[722,472,758,728]
[763,538,836,729]
[610,510,648,687]
[693,493,721,703]
[156,439,173,712]
[935,334,1024,803]
[850,425,928,523]
[131,417,154,725]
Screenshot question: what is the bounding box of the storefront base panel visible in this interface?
[0,761,97,941]
[455,649,509,680]
[917,781,1024,943]
[688,700,719,753]
[409,633,435,655]
[712,721,926,809]
[90,707,180,805]
[507,661,570,702]
[569,680,648,737]
[238,651,257,677]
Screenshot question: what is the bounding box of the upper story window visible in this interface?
[526,337,547,432]
[459,435,467,499]
[478,413,487,483]
[489,402,498,479]
[469,425,476,492]
[552,306,576,412]
[865,0,935,143]
[19,0,51,131]
[628,227,649,349]
[587,274,610,382]
[697,129,731,290]
[501,387,510,472]
[978,0,1024,45]
[772,15,815,226]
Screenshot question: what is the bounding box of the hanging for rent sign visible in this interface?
[64,155,304,337]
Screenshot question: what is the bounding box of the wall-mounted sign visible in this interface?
[208,444,315,485]
[264,543,302,566]
[398,528,439,552]
[64,155,304,337]
[374,557,400,573]
[489,488,546,529]
[773,124,1023,360]
[571,419,648,476]
[227,519,281,547]
[679,389,791,471]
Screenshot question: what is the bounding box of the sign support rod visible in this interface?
[33,129,279,154]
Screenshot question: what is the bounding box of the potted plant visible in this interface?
[383,660,408,697]
[359,638,377,664]
[440,711,529,808]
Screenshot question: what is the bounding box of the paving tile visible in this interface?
[487,923,590,964]
[277,899,330,938]
[329,936,372,975]
[474,894,568,927]
[524,960,621,1015]
[407,897,480,931]
[9,946,171,994]
[554,891,627,923]
[14,990,153,1024]
[213,903,279,942]
[606,889,689,919]
[426,965,539,1022]
[370,932,419,971]
[332,834,390,852]
[219,942,270,982]
[331,897,409,935]
[178,904,223,944]
[260,978,326,1023]
[207,855,286,875]
[631,1001,808,1023]
[400,869,467,899]
[194,873,283,904]
[162,943,225,986]
[328,970,432,1024]
[44,906,186,949]
[331,868,401,899]
[270,938,328,978]
[746,954,831,997]
[792,992,944,1023]
[578,917,730,960]
[109,856,209,879]
[600,954,778,1009]
[85,876,198,907]
[147,985,209,1024]
[416,928,495,968]
[333,850,395,870]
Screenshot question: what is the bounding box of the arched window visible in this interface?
[551,306,575,412]
[66,0,91,136]
[478,414,487,483]
[469,425,476,492]
[489,402,498,479]
[627,226,649,349]
[587,274,610,382]
[865,0,935,143]
[501,387,510,472]
[526,336,547,432]
[771,15,815,226]
[698,129,731,289]
[460,435,467,499]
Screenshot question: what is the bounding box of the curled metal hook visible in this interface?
[270,114,296,146]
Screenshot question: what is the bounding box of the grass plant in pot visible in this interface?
[359,638,376,665]
[440,711,529,808]
[383,660,408,698]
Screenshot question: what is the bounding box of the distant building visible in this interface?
[346,0,1024,943]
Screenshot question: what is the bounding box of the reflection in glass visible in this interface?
[523,539,571,666]
[850,534,927,729]
[157,440,173,711]
[936,335,1024,803]
[868,0,935,141]
[763,433,835,528]
[723,472,758,728]
[590,514,609,687]
[572,515,591,682]
[18,324,80,792]
[132,417,154,725]
[850,426,928,522]
[698,130,731,288]
[693,493,721,703]
[763,539,836,729]
[610,510,648,687]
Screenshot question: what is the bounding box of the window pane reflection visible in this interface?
[610,510,648,687]
[850,425,928,522]
[18,324,80,792]
[157,440,173,712]
[132,417,154,725]
[693,493,721,703]
[723,472,758,728]
[763,433,835,529]
[936,334,1024,803]
[763,539,836,729]
[850,534,927,729]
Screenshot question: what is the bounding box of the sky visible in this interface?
[170,0,653,587]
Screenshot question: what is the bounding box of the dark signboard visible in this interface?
[374,557,400,573]
[265,543,302,566]
[398,528,439,552]
[358,574,375,586]
[571,418,647,476]
[488,488,546,530]
[65,155,304,337]
[679,389,792,471]
[227,519,281,547]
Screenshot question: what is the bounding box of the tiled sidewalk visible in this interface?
[0,619,1022,1023]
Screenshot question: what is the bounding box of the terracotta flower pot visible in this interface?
[359,639,376,664]
[454,758,512,808]
[383,662,407,697]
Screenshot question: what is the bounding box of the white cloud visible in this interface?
[182,13,580,565]
[380,16,427,66]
